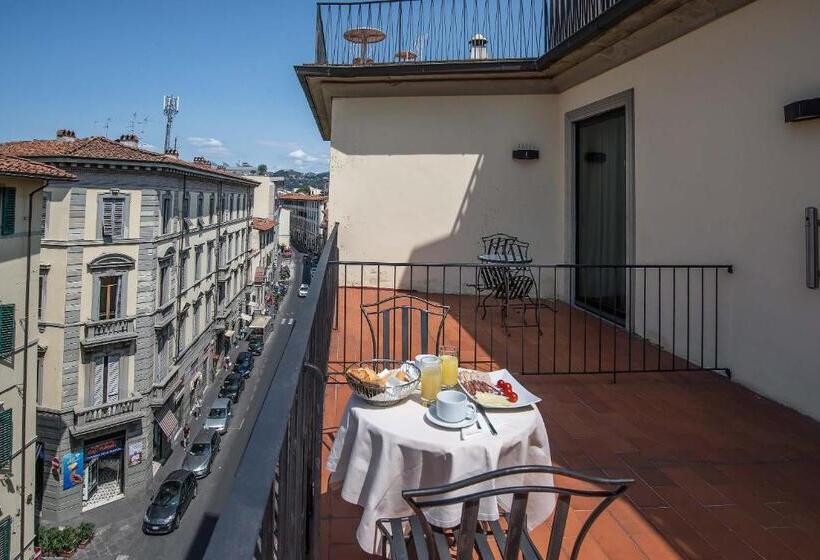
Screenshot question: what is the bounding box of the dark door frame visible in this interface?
[564,89,635,324]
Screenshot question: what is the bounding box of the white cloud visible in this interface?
[187,136,230,155]
[287,148,329,170]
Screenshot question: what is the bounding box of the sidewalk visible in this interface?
[76,340,247,541]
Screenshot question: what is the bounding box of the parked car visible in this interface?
[142,470,197,534]
[298,283,309,298]
[233,351,254,378]
[218,374,245,403]
[182,430,221,478]
[204,398,233,433]
[248,338,264,356]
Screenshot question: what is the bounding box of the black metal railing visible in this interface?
[314,0,626,65]
[328,262,733,379]
[203,226,338,560]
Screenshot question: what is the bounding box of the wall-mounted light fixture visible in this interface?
[785,97,820,123]
[512,144,539,160]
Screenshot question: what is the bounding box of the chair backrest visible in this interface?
[361,295,450,362]
[402,465,632,560]
[481,233,518,256]
[492,269,537,300]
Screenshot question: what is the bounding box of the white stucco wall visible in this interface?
[554,0,820,419]
[330,95,561,265]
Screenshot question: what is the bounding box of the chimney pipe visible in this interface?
[56,129,76,142]
[164,148,179,159]
[116,133,139,149]
[469,33,488,60]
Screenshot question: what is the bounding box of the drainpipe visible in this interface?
[22,181,47,558]
[175,175,187,357]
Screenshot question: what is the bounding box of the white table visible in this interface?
[327,394,554,554]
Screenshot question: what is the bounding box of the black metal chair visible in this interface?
[361,295,450,362]
[376,465,632,560]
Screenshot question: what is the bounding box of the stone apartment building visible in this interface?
[248,176,280,311]
[0,155,75,559]
[276,192,326,254]
[0,131,257,522]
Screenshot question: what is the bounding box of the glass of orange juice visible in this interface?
[439,345,459,389]
[419,356,442,406]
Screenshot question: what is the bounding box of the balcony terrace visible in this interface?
[313,0,621,66]
[80,316,138,348]
[204,228,820,560]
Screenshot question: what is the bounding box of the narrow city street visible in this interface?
[74,255,303,560]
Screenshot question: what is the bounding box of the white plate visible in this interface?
[458,368,541,409]
[425,403,478,429]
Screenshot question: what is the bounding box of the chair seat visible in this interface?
[377,514,543,560]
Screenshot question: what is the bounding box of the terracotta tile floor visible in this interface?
[319,287,820,559]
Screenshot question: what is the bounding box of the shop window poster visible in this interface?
[128,441,143,467]
[62,450,84,490]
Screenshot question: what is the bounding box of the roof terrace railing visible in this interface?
[314,0,626,65]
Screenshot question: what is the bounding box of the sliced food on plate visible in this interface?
[459,370,518,407]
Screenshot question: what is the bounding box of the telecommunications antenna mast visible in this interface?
[163,95,180,153]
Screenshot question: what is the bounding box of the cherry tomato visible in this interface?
[507,392,519,403]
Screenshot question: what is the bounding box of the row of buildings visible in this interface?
[0,130,291,558]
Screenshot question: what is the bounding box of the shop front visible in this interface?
[82,434,125,511]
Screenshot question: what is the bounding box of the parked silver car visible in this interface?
[203,398,232,434]
[181,430,221,478]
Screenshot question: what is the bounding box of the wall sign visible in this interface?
[61,451,85,490]
[128,441,144,467]
[85,438,122,461]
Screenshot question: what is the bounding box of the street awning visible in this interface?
[156,407,178,439]
[240,313,252,322]
[224,330,235,338]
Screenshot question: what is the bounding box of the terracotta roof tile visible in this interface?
[277,192,327,202]
[251,217,277,231]
[0,136,255,184]
[0,154,76,180]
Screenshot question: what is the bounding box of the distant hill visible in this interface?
[272,169,329,191]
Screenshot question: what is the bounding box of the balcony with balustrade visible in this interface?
[81,316,138,349]
[70,395,143,437]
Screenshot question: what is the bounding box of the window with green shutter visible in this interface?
[0,409,12,470]
[0,305,13,360]
[0,187,15,236]
[0,516,9,560]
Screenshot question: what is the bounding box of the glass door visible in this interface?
[574,107,627,324]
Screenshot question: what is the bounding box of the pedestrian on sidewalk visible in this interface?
[182,423,191,449]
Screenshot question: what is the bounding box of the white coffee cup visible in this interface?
[435,390,476,423]
[414,354,436,371]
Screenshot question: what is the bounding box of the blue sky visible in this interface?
[0,0,329,172]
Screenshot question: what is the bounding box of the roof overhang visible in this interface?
[26,156,258,187]
[296,0,752,140]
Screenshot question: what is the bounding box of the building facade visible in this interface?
[297,0,820,420]
[0,155,75,559]
[276,193,326,254]
[0,133,257,522]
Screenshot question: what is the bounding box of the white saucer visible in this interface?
[425,404,477,429]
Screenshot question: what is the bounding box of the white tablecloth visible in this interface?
[327,394,555,553]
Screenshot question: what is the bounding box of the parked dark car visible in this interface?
[218,373,245,403]
[235,351,253,368]
[248,338,263,356]
[142,470,197,534]
[182,430,221,478]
